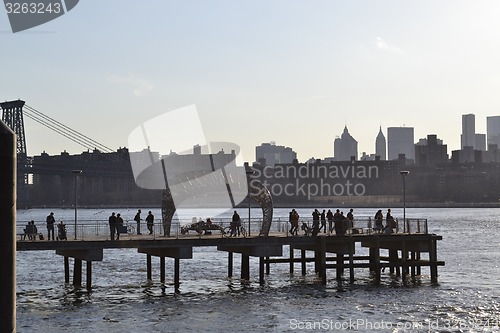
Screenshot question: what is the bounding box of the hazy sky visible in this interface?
[2,1,500,162]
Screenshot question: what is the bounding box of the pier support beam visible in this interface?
[228,252,233,277]
[57,249,103,289]
[319,238,327,285]
[138,247,193,293]
[73,259,82,287]
[241,254,250,280]
[174,258,180,293]
[289,245,294,274]
[388,250,398,275]
[160,257,165,283]
[429,238,438,283]
[348,241,355,284]
[301,249,306,276]
[336,252,344,282]
[147,254,152,281]
[259,257,265,285]
[64,256,70,284]
[86,261,92,290]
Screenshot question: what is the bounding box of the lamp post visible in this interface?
[246,168,254,237]
[72,170,82,240]
[399,170,409,232]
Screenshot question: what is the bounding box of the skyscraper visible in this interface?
[461,114,475,149]
[375,126,386,160]
[487,116,500,148]
[333,126,358,161]
[255,142,297,166]
[387,127,415,160]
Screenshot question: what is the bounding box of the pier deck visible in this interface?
[17,230,444,292]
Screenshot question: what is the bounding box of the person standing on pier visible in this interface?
[320,209,327,233]
[347,208,354,231]
[46,212,55,240]
[116,213,124,240]
[289,209,299,236]
[231,210,241,237]
[108,212,117,240]
[311,209,320,236]
[374,209,384,232]
[326,209,334,233]
[333,209,343,236]
[385,209,395,233]
[146,211,154,235]
[134,209,142,235]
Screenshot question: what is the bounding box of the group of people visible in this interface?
[22,220,38,240]
[43,212,66,241]
[288,208,355,237]
[229,210,242,237]
[373,208,397,233]
[108,209,155,240]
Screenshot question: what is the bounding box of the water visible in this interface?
[16,208,500,332]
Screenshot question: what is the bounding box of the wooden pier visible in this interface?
[17,231,444,292]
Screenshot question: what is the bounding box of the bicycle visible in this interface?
[126,223,135,235]
[222,225,247,238]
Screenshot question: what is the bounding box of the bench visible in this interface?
[19,230,43,241]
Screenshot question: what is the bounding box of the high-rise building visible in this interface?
[415,134,448,166]
[375,126,386,160]
[387,127,415,160]
[461,114,475,148]
[255,142,297,166]
[475,134,486,151]
[487,116,500,148]
[333,126,358,161]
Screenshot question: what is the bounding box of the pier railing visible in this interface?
[17,216,429,241]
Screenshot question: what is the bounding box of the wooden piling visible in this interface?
[174,258,180,293]
[73,259,82,287]
[429,237,438,283]
[228,252,233,277]
[86,261,92,290]
[241,254,250,280]
[259,257,265,285]
[319,238,327,285]
[289,245,294,274]
[265,256,270,275]
[301,249,306,276]
[160,257,165,283]
[348,240,355,284]
[374,237,381,283]
[147,254,152,281]
[411,252,416,278]
[64,257,70,284]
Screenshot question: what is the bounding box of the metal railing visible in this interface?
[16,216,428,241]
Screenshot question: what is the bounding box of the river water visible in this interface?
[15,207,500,332]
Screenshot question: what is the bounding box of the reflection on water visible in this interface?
[16,208,500,332]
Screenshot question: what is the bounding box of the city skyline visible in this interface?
[2,1,500,162]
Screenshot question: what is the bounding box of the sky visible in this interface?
[2,1,500,163]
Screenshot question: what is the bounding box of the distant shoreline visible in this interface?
[19,202,500,210]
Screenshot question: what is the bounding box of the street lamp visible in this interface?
[246,168,254,237]
[399,170,409,232]
[72,170,82,240]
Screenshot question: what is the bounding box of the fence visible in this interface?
[16,216,428,241]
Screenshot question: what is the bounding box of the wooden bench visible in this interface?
[19,230,43,241]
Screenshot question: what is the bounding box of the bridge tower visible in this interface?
[1,100,29,208]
